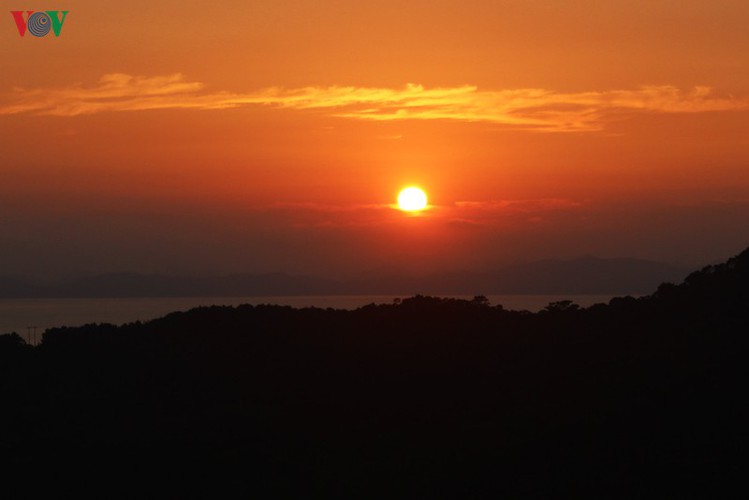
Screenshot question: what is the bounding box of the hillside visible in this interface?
[0,248,747,498]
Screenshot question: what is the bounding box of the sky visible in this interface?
[1,0,749,279]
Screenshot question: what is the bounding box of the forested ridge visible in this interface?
[1,248,748,498]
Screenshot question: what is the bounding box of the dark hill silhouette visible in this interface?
[0,248,747,498]
[0,256,687,297]
[56,271,341,297]
[342,256,687,294]
[0,275,42,297]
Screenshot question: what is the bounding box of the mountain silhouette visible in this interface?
[0,256,687,297]
[0,247,747,498]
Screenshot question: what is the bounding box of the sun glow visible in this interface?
[397,187,428,212]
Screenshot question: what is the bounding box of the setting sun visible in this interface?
[397,187,428,212]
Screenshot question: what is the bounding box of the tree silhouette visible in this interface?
[0,247,748,498]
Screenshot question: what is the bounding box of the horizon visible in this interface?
[4,251,693,279]
[0,251,696,300]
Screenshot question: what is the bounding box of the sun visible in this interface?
[397,187,428,212]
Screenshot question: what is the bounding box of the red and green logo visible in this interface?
[10,11,68,37]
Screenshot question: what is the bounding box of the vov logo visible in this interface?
[10,11,69,37]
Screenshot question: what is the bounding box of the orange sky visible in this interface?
[1,1,749,278]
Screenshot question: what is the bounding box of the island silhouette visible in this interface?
[1,247,748,498]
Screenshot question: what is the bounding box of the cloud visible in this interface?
[446,198,584,226]
[2,74,748,131]
[454,199,583,212]
[251,198,584,228]
[0,74,205,116]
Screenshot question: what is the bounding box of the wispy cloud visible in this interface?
[454,199,582,212]
[2,73,748,131]
[252,198,583,228]
[0,74,205,116]
[445,198,584,226]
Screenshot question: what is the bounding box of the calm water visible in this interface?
[0,295,616,343]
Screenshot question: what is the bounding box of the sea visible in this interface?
[1,295,617,344]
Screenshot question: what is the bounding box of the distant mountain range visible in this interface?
[0,256,689,298]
